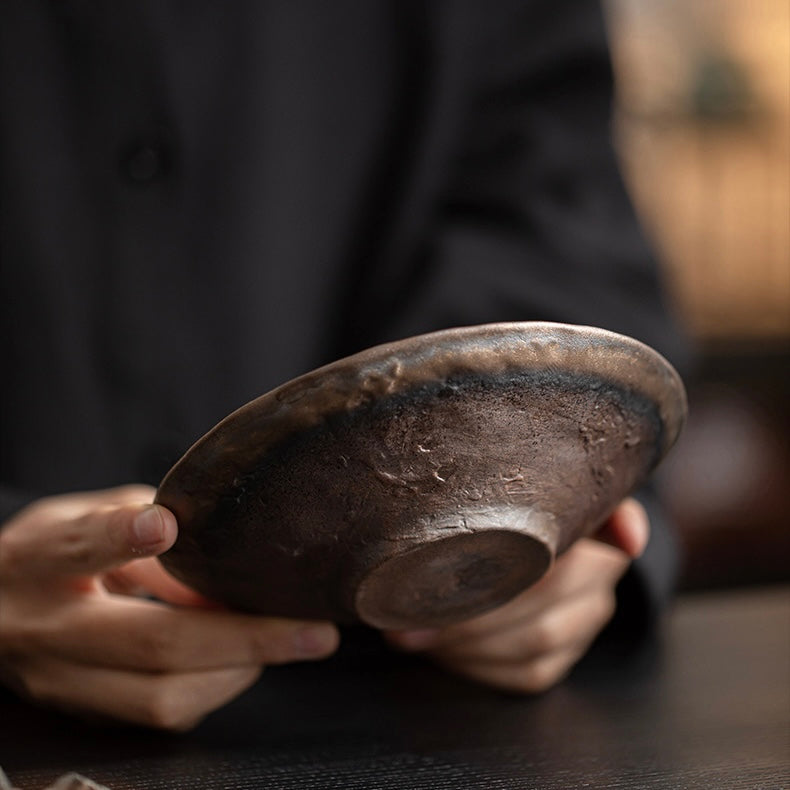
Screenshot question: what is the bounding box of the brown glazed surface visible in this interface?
[156,322,687,629]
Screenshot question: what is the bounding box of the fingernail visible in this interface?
[295,624,338,657]
[132,506,166,547]
[392,628,439,651]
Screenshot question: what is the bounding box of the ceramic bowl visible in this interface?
[156,322,686,629]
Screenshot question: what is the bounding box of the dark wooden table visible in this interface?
[1,586,788,789]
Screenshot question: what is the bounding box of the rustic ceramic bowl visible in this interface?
[156,322,686,629]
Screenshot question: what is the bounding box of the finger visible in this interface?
[386,581,558,653]
[388,539,629,653]
[16,654,262,731]
[427,586,616,666]
[593,498,649,558]
[27,596,339,671]
[77,484,157,508]
[438,641,590,695]
[30,485,157,519]
[2,504,178,582]
[101,558,217,607]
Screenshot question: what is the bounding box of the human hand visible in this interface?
[384,498,649,693]
[0,486,339,730]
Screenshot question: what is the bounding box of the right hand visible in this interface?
[0,485,339,730]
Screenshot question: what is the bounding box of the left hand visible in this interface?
[0,486,339,730]
[384,498,649,694]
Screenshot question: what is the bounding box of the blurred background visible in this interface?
[606,0,789,590]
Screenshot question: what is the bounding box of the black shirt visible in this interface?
[0,0,686,618]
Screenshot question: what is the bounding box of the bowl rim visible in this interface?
[157,321,687,495]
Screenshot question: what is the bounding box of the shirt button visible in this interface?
[124,144,165,183]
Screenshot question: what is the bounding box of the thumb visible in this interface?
[592,498,649,559]
[5,503,178,582]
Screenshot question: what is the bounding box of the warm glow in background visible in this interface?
[607,0,789,589]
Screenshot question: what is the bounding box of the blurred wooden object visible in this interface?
[607,0,790,342]
[606,0,790,589]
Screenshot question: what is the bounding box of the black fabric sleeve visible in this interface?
[385,0,689,370]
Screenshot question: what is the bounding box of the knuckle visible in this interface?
[11,662,54,704]
[141,685,200,731]
[501,657,564,695]
[521,661,561,694]
[59,526,100,569]
[529,615,560,655]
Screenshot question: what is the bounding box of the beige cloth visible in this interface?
[0,768,109,790]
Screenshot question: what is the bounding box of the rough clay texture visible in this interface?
[157,323,685,627]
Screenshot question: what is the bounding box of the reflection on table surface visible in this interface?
[1,586,788,790]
